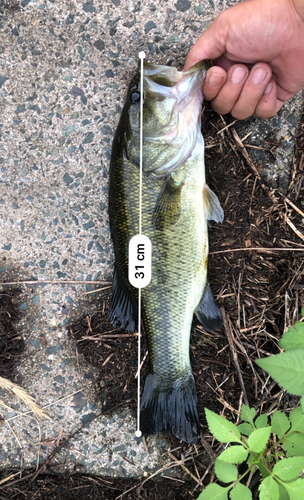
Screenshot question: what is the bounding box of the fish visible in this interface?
[108,59,224,443]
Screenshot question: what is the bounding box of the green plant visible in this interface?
[256,308,304,409]
[197,404,304,499]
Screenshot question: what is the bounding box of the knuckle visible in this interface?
[255,97,277,119]
[231,103,255,120]
[211,100,231,115]
[255,105,276,119]
[211,89,240,115]
[231,109,251,120]
[203,88,219,102]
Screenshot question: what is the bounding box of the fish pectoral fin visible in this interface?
[195,282,222,331]
[202,183,224,223]
[152,175,184,228]
[108,268,138,333]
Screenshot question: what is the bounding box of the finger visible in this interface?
[230,63,272,119]
[254,79,278,118]
[276,84,295,103]
[202,67,227,101]
[275,98,285,114]
[209,64,249,115]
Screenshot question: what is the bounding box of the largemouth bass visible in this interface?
[109,60,223,443]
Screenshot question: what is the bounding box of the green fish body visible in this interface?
[109,60,223,443]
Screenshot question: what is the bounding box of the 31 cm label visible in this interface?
[128,235,152,288]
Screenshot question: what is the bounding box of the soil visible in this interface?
[0,105,303,499]
[0,289,23,380]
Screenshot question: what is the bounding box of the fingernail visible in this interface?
[208,71,225,87]
[231,67,247,84]
[252,67,267,85]
[264,82,273,95]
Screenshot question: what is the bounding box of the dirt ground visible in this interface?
[0,105,303,499]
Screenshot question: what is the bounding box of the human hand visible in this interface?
[184,0,304,119]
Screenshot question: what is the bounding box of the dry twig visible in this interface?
[220,309,249,406]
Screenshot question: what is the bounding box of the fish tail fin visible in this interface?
[140,372,200,443]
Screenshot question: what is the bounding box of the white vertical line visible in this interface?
[135,51,145,438]
[139,52,145,237]
[136,287,142,437]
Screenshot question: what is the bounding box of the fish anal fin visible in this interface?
[108,268,138,333]
[153,175,184,228]
[195,282,222,331]
[202,183,224,223]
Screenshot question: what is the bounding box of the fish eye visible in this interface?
[130,91,140,104]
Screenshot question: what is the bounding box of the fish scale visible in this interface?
[109,60,223,443]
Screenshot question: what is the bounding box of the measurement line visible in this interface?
[135,51,146,438]
[136,287,142,438]
[139,52,144,237]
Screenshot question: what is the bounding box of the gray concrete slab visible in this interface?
[0,0,303,477]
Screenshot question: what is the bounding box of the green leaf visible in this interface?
[218,446,248,464]
[205,409,242,444]
[255,414,268,429]
[282,433,304,457]
[197,483,230,500]
[289,407,304,433]
[237,423,253,436]
[247,427,271,454]
[301,395,304,412]
[280,321,304,351]
[273,457,304,481]
[214,460,237,483]
[258,461,272,479]
[256,350,304,395]
[281,478,304,499]
[271,411,290,438]
[241,405,256,425]
[229,482,252,500]
[258,476,279,500]
[247,452,259,469]
[278,485,289,500]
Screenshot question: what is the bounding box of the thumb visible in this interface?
[183,14,229,70]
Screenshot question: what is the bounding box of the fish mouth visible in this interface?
[142,60,209,85]
[142,60,208,101]
[182,60,211,75]
[139,60,208,177]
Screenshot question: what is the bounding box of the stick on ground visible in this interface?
[220,308,249,407]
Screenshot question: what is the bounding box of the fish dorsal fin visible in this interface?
[194,282,222,331]
[153,175,184,229]
[109,268,138,333]
[202,184,224,223]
